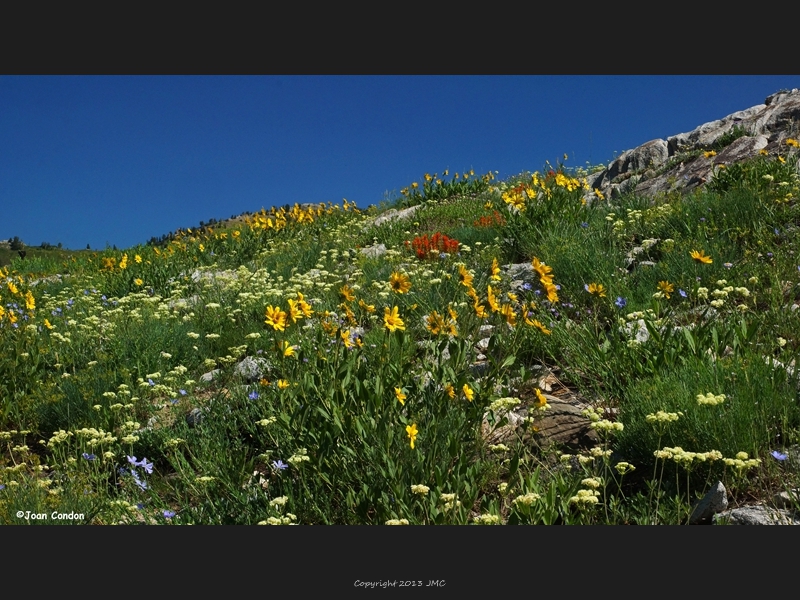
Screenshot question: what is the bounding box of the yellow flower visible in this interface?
[287,299,302,323]
[703,150,717,158]
[232,230,241,238]
[425,311,445,335]
[358,299,375,313]
[134,254,142,264]
[534,388,548,409]
[134,278,144,286]
[43,318,53,329]
[395,387,406,405]
[786,138,800,148]
[296,292,314,317]
[458,264,474,288]
[586,283,606,298]
[531,257,553,282]
[445,384,455,399]
[526,317,551,335]
[500,303,517,326]
[406,423,418,449]
[389,272,411,294]
[487,286,500,313]
[282,341,296,357]
[25,290,35,311]
[759,148,769,156]
[340,329,356,349]
[779,155,786,163]
[383,306,406,332]
[657,281,674,299]
[7,281,19,295]
[265,305,288,331]
[340,285,355,302]
[544,282,559,304]
[490,258,501,281]
[277,379,289,390]
[473,302,488,319]
[463,384,474,402]
[119,254,128,269]
[690,249,713,264]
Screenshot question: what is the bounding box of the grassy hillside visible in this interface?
[1,158,799,525]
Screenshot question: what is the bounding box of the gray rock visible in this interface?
[200,369,221,383]
[234,357,271,382]
[371,205,420,227]
[586,89,800,202]
[715,505,800,525]
[186,407,206,427]
[690,481,728,524]
[360,243,387,258]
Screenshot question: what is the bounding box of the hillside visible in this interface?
[1,95,799,525]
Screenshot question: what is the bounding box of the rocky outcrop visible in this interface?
[585,88,800,202]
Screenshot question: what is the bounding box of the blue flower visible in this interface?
[272,460,288,471]
[521,282,532,291]
[0,484,5,490]
[148,379,155,386]
[82,453,97,461]
[131,471,148,490]
[580,222,589,228]
[127,455,139,466]
[771,450,788,461]
[179,389,187,396]
[614,297,627,309]
[138,458,154,474]
[248,391,259,400]
[679,289,687,298]
[163,510,176,519]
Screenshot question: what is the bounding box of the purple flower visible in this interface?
[82,453,97,461]
[0,484,5,491]
[615,297,627,309]
[138,458,154,474]
[248,391,259,400]
[771,450,788,461]
[179,389,187,396]
[127,455,139,466]
[580,222,589,228]
[272,460,288,471]
[521,282,532,291]
[679,289,687,298]
[163,510,176,519]
[131,471,148,490]
[148,379,155,386]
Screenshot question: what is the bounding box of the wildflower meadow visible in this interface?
[2,152,800,525]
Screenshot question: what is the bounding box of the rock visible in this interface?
[371,205,420,227]
[530,395,601,451]
[186,407,206,427]
[690,481,728,524]
[585,88,800,202]
[360,243,387,258]
[199,369,221,383]
[234,356,271,382]
[715,505,800,525]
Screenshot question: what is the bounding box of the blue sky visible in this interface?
[2,75,799,251]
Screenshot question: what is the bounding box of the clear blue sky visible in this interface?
[2,75,799,250]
